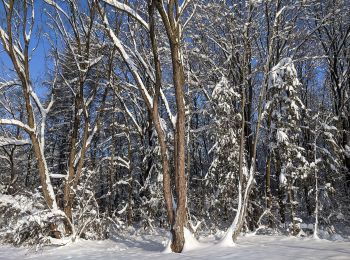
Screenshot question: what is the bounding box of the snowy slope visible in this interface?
[0,233,349,260]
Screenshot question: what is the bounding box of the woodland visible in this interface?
[0,0,349,254]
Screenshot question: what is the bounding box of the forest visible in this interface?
[0,0,349,255]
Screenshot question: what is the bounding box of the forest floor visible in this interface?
[1,229,350,259]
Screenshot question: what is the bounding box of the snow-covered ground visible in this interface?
[1,232,349,260]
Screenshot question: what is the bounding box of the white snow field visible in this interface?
[0,231,350,260]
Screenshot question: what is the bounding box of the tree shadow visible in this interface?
[109,233,165,252]
[267,242,350,255]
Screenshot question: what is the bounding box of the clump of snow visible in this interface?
[345,145,350,158]
[182,227,203,252]
[163,228,203,253]
[277,129,288,143]
[279,168,287,186]
[162,232,173,253]
[217,228,236,247]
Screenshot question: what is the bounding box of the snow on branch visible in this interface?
[160,89,176,129]
[103,0,149,31]
[120,97,143,134]
[0,137,31,147]
[44,0,70,21]
[178,0,192,20]
[0,28,25,71]
[29,87,46,115]
[100,7,153,109]
[0,80,22,91]
[0,119,34,134]
[114,156,130,169]
[49,173,68,179]
[73,125,98,168]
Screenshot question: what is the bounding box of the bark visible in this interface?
[127,133,133,226]
[99,1,186,252]
[287,180,299,236]
[154,0,187,252]
[25,152,32,188]
[232,66,247,241]
[169,40,187,254]
[64,93,83,234]
[275,155,286,223]
[148,0,174,228]
[265,110,273,227]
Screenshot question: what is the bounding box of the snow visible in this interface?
[217,227,236,248]
[0,137,31,146]
[103,1,149,31]
[0,119,34,134]
[0,233,349,260]
[345,145,350,158]
[182,227,202,252]
[49,174,67,179]
[279,169,287,186]
[0,194,34,212]
[160,90,176,129]
[277,129,289,143]
[101,11,153,109]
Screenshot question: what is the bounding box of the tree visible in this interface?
[0,0,58,212]
[97,0,195,252]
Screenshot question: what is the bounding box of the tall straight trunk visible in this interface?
[265,110,273,227]
[127,133,133,226]
[275,155,286,223]
[25,153,31,188]
[64,94,83,235]
[154,0,187,251]
[169,39,187,253]
[232,70,247,241]
[313,134,319,239]
[148,0,174,229]
[99,0,186,252]
[152,0,187,251]
[287,180,298,235]
[108,95,117,217]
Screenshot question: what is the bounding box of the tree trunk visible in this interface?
[127,134,133,226]
[168,36,187,253]
[63,95,82,235]
[148,0,174,231]
[287,180,298,236]
[275,156,286,223]
[265,110,273,227]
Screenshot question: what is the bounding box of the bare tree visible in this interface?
[0,0,58,211]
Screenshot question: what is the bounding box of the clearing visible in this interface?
[1,230,349,259]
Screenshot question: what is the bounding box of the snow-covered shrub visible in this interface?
[0,191,65,246]
[70,170,110,240]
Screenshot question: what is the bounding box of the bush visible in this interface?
[0,191,64,246]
